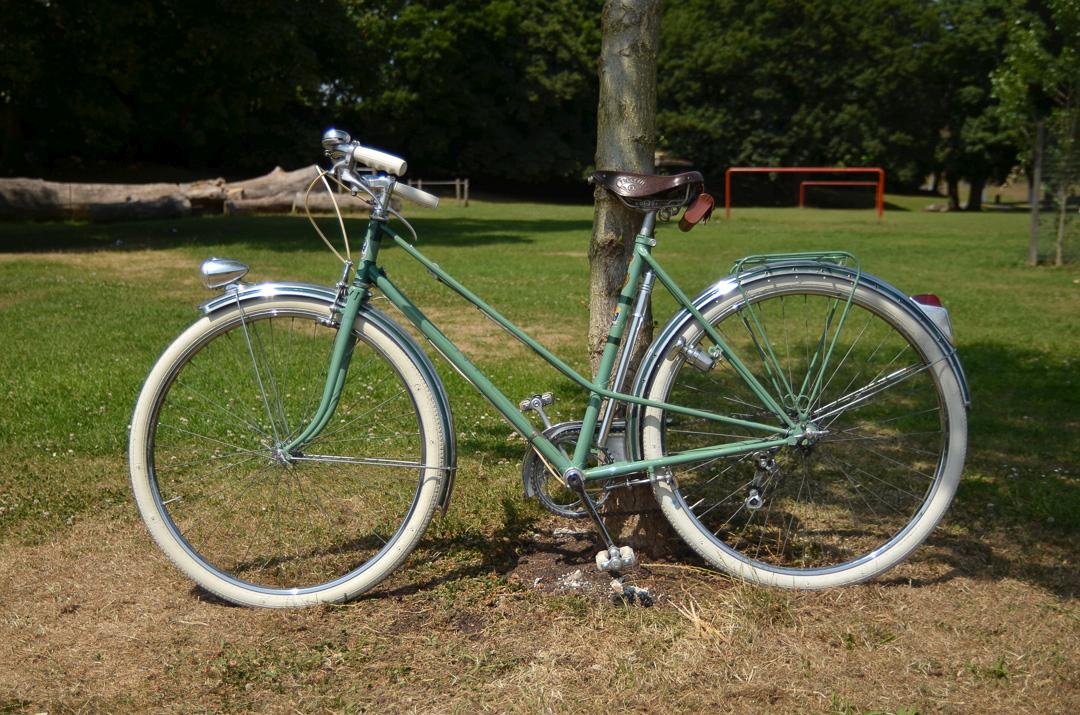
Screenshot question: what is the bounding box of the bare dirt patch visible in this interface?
[503,525,656,603]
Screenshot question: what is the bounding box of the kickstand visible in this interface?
[565,469,616,550]
[564,468,639,574]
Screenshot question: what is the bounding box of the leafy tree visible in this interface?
[994,0,1080,264]
[657,0,942,190]
[336,0,602,187]
[928,0,1020,211]
[0,0,358,176]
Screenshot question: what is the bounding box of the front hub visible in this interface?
[273,447,295,466]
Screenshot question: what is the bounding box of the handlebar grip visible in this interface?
[352,144,408,176]
[394,182,440,209]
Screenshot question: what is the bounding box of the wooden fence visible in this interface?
[406,178,469,206]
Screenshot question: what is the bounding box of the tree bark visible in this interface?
[946,176,962,212]
[226,165,321,200]
[965,176,985,212]
[0,178,194,221]
[1055,184,1067,267]
[589,0,671,558]
[1029,121,1044,266]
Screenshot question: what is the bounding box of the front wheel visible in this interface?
[640,273,967,589]
[129,298,449,607]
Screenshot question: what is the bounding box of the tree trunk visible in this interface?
[965,176,985,211]
[589,0,671,558]
[1029,121,1044,266]
[226,165,321,200]
[1055,184,1067,267]
[946,176,962,212]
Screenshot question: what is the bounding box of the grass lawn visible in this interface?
[0,198,1077,713]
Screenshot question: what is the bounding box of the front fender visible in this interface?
[625,262,970,460]
[201,282,458,515]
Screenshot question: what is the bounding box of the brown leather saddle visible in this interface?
[590,170,713,231]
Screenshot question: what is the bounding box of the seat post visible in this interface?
[639,211,658,238]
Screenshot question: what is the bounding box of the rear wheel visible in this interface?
[641,274,966,588]
[129,298,448,607]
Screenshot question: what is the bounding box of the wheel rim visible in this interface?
[653,285,952,577]
[146,307,429,595]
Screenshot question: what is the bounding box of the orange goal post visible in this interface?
[724,167,885,220]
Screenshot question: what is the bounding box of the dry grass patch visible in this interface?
[0,509,1076,714]
[0,247,206,304]
[377,301,580,358]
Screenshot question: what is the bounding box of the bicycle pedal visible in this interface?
[519,392,555,428]
[594,545,636,573]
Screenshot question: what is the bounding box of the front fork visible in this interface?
[281,276,367,454]
[281,215,385,456]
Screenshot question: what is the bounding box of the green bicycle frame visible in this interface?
[285,212,805,484]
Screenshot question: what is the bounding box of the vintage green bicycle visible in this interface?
[128,129,969,608]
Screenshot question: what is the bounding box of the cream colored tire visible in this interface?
[642,275,967,589]
[129,298,448,607]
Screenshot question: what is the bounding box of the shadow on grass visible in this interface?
[366,498,550,601]
[384,339,1080,599]
[876,527,1079,598]
[0,214,594,253]
[174,338,1077,605]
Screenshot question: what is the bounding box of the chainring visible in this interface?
[521,421,611,519]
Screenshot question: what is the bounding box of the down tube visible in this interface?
[371,271,574,474]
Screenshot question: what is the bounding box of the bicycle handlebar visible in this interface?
[393,181,440,209]
[322,128,440,209]
[352,144,408,176]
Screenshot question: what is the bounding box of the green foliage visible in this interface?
[0,0,1066,196]
[657,0,943,188]
[993,0,1080,168]
[928,0,1021,198]
[994,0,1080,125]
[335,0,602,185]
[0,0,359,175]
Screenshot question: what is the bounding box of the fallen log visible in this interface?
[227,165,321,200]
[0,178,192,221]
[0,164,380,222]
[224,192,378,216]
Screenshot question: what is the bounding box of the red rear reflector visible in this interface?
[911,293,942,307]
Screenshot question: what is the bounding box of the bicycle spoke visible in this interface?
[138,306,438,598]
[171,377,274,440]
[644,278,962,582]
[813,361,932,425]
